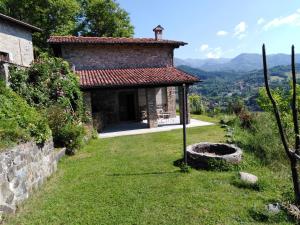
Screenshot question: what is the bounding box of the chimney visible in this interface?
[153,25,164,40]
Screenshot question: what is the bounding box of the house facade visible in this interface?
[48,26,199,131]
[0,13,41,84]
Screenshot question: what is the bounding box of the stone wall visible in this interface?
[89,87,176,130]
[0,19,34,67]
[0,140,65,216]
[61,45,174,70]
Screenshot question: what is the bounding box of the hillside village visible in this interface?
[1,1,300,225]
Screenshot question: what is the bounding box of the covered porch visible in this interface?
[99,116,214,138]
[78,67,200,132]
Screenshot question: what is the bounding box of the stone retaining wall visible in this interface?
[0,140,65,215]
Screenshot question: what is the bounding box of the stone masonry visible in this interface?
[0,18,34,67]
[0,141,65,216]
[146,88,158,128]
[166,87,176,118]
[61,45,174,70]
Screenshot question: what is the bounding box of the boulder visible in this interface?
[266,203,281,214]
[239,172,258,184]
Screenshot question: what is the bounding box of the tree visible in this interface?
[262,44,300,205]
[0,0,134,50]
[77,0,134,37]
[0,0,80,50]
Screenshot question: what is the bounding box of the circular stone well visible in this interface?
[187,142,242,164]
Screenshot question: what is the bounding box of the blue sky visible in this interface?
[118,0,300,59]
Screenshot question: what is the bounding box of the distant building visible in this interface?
[48,26,199,131]
[0,13,41,84]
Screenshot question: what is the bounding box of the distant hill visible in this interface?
[178,64,300,111]
[175,53,300,72]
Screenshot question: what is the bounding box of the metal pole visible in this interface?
[182,84,187,165]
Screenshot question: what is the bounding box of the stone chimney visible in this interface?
[153,25,164,40]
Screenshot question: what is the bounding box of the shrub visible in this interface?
[233,112,286,165]
[189,93,206,114]
[45,105,85,154]
[0,82,51,148]
[58,123,85,155]
[9,54,85,121]
[238,110,254,129]
[9,54,90,151]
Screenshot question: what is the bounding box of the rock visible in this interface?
[0,205,14,214]
[266,203,281,214]
[239,172,258,184]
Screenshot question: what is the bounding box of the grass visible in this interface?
[191,114,220,123]
[4,123,295,225]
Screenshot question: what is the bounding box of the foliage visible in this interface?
[233,112,287,165]
[0,0,134,50]
[77,0,134,37]
[9,54,85,121]
[9,55,88,151]
[189,93,206,114]
[182,64,298,112]
[257,86,294,144]
[45,105,85,153]
[0,0,80,50]
[0,81,51,148]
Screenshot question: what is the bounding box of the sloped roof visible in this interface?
[48,36,187,46]
[77,67,199,89]
[0,13,41,32]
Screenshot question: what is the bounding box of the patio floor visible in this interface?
[99,116,214,138]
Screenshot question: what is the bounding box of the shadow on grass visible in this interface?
[173,157,237,171]
[106,171,179,177]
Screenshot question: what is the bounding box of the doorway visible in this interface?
[119,92,137,121]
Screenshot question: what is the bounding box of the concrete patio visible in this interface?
[99,116,214,138]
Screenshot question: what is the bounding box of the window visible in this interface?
[0,51,9,62]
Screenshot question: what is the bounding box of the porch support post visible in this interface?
[146,88,158,128]
[186,85,191,124]
[179,85,190,124]
[182,84,187,165]
[166,86,176,118]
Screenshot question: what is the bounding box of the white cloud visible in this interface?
[200,44,209,51]
[263,9,300,30]
[216,30,228,36]
[234,21,247,38]
[257,18,265,25]
[206,47,222,59]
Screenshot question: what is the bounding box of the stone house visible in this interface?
[48,26,199,130]
[0,13,41,84]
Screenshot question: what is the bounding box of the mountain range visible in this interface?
[175,53,300,72]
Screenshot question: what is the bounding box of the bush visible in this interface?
[9,54,85,121]
[59,123,85,155]
[45,105,85,154]
[0,82,51,148]
[9,54,90,152]
[233,112,286,165]
[189,93,206,114]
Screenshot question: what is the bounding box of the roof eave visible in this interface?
[0,13,42,32]
[80,80,200,90]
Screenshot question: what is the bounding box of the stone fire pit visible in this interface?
[187,142,243,165]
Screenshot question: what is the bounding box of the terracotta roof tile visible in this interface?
[48,36,187,46]
[77,67,199,88]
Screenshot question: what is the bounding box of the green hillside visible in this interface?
[178,64,300,111]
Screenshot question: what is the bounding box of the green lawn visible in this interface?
[4,124,294,225]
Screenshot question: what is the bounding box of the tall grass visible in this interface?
[233,112,287,165]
